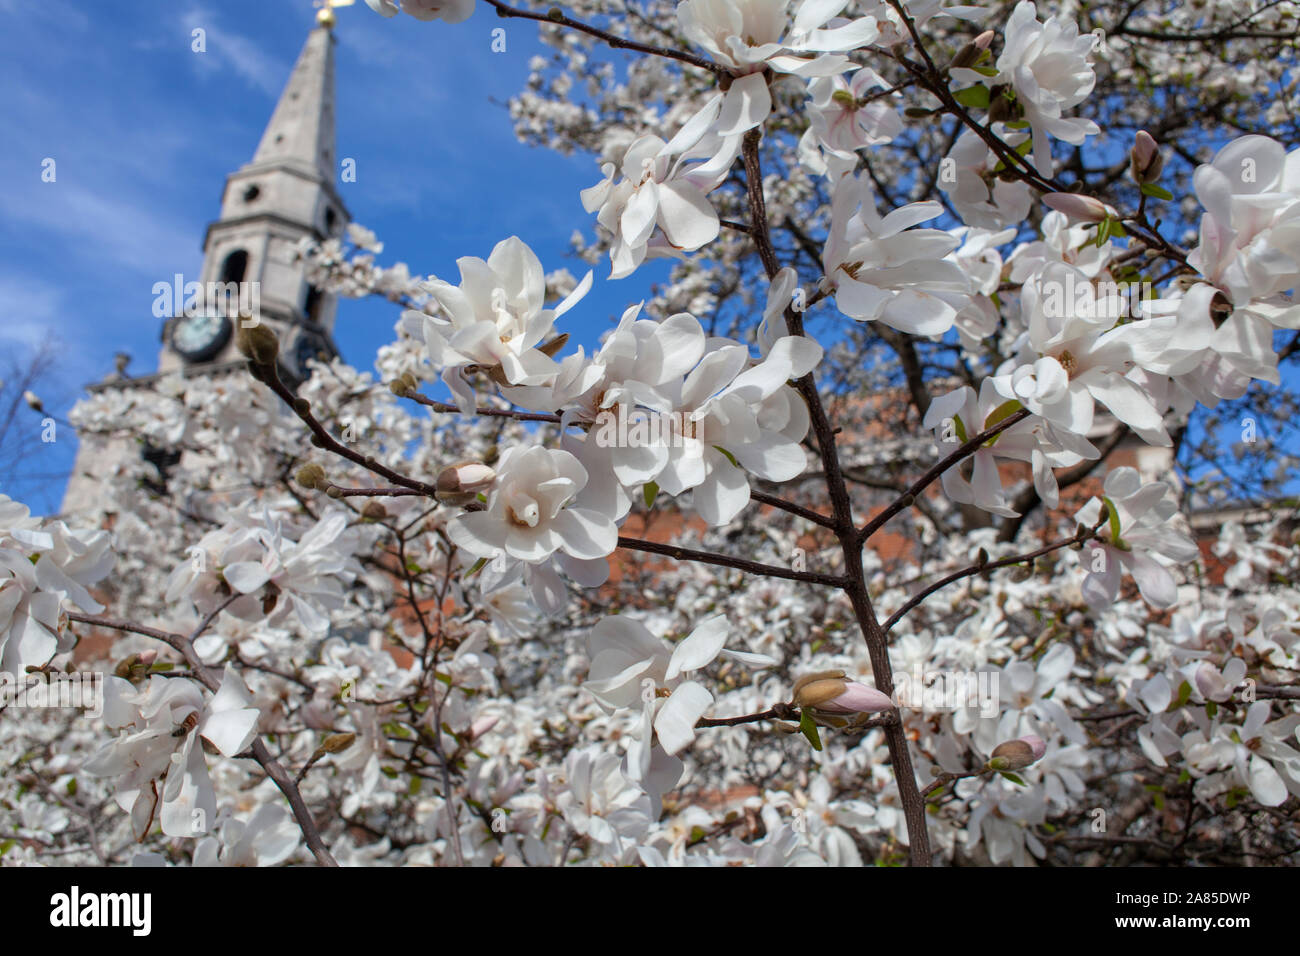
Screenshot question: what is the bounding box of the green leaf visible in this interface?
[381,721,412,739]
[1206,700,1218,719]
[713,446,739,467]
[951,413,969,443]
[380,765,399,779]
[1101,495,1123,543]
[982,399,1023,445]
[1140,183,1173,201]
[1173,680,1193,709]
[408,776,422,795]
[798,709,823,752]
[1108,218,1128,238]
[65,778,77,797]
[464,556,488,579]
[953,85,991,109]
[1000,772,1027,786]
[1095,218,1111,247]
[971,65,999,77]
[642,481,658,509]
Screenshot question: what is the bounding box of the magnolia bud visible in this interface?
[436,461,496,503]
[319,732,356,754]
[1129,130,1163,184]
[1042,192,1109,223]
[236,323,279,366]
[949,29,994,69]
[23,390,44,413]
[793,670,893,716]
[296,463,327,489]
[361,501,388,520]
[987,734,1046,771]
[468,715,499,741]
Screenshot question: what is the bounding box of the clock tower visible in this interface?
[62,15,350,516]
[159,18,348,381]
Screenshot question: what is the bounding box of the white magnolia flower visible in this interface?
[676,0,882,135]
[509,307,819,526]
[367,0,474,23]
[1075,467,1199,609]
[947,225,1016,349]
[417,236,592,409]
[823,171,972,335]
[961,0,1100,175]
[166,510,361,638]
[84,668,260,840]
[584,614,774,759]
[447,445,617,565]
[554,746,654,856]
[581,100,738,279]
[923,380,1094,516]
[0,496,113,673]
[1188,135,1300,306]
[1006,210,1113,280]
[937,130,1034,230]
[1185,135,1300,382]
[803,67,902,157]
[990,262,1172,444]
[193,804,301,866]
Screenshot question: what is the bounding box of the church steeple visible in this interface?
[249,25,338,186]
[157,21,349,381]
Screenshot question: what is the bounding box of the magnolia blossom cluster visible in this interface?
[6,0,1298,870]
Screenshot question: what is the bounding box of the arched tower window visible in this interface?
[219,250,248,285]
[304,286,324,324]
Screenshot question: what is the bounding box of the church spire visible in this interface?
[249,24,337,184]
[150,17,350,380]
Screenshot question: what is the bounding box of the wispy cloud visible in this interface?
[180,6,286,96]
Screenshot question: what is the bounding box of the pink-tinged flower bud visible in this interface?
[793,670,893,716]
[468,715,499,741]
[950,29,996,69]
[137,649,158,667]
[436,461,496,504]
[987,734,1046,771]
[1129,130,1163,184]
[1042,192,1109,223]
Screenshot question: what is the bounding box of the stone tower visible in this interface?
[157,20,349,378]
[62,17,349,515]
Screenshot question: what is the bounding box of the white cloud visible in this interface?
[181,6,285,95]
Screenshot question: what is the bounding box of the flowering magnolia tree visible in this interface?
[4,0,1300,867]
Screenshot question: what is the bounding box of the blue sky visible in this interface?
[1,0,642,514]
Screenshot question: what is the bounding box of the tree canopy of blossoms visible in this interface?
[5,0,1300,868]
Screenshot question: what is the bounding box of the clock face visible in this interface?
[171,312,232,362]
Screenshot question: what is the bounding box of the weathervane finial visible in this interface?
[314,0,355,29]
